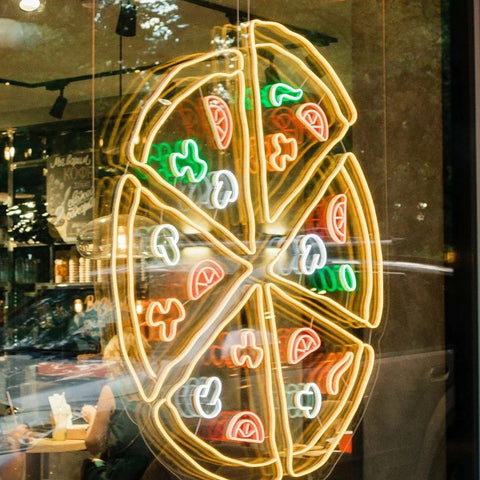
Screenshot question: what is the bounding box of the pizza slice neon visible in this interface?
[235,20,356,225]
[119,49,256,253]
[109,173,252,402]
[102,19,383,480]
[150,286,282,478]
[269,153,383,329]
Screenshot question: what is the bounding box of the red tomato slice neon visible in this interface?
[204,95,233,150]
[295,103,329,142]
[327,194,347,244]
[188,259,225,300]
[226,412,265,443]
[287,328,322,364]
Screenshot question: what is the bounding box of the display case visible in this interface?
[0,132,97,353]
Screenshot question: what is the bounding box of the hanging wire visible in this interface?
[236,0,240,46]
[119,35,123,99]
[91,0,96,175]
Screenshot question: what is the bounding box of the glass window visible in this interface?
[0,1,477,479]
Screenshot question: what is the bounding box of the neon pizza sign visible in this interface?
[103,19,383,480]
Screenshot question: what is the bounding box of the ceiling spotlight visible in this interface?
[116,0,137,37]
[49,88,68,119]
[19,0,41,12]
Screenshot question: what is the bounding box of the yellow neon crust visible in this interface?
[103,19,383,480]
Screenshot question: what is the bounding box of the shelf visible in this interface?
[35,282,94,290]
[10,158,47,171]
[11,242,49,248]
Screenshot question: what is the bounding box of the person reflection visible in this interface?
[0,424,33,480]
[80,330,154,480]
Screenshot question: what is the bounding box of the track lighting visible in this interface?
[116,0,137,37]
[49,87,67,119]
[19,0,41,12]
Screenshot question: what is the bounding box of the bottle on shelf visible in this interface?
[15,257,25,283]
[79,257,84,283]
[0,205,7,247]
[96,259,105,283]
[79,256,92,283]
[0,255,7,283]
[54,254,68,283]
[84,257,92,283]
[24,253,37,283]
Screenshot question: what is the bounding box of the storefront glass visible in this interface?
[0,1,477,479]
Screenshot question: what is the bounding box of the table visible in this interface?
[26,437,87,480]
[27,438,86,454]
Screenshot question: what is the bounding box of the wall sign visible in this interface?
[47,152,94,243]
[104,19,383,480]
